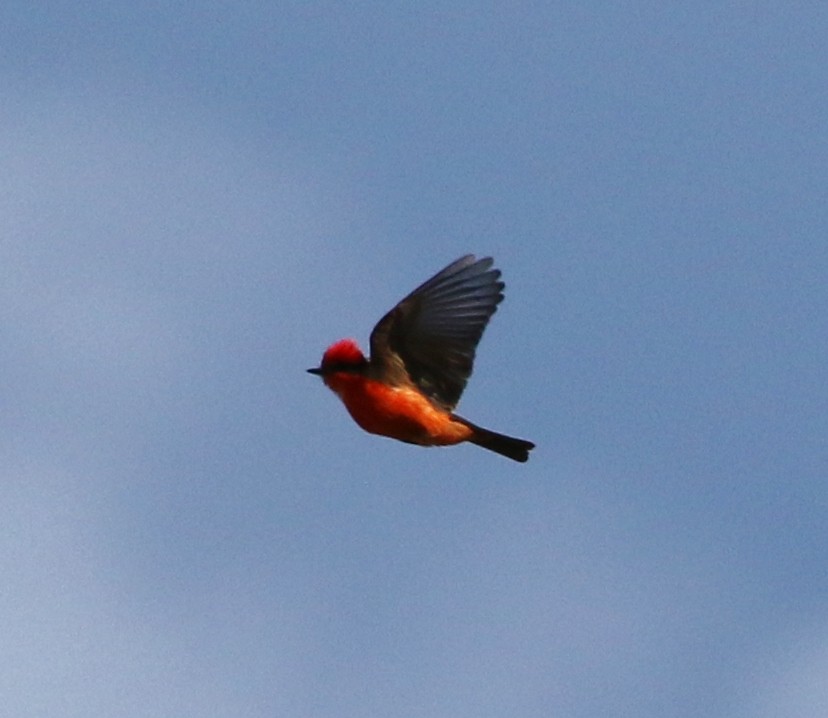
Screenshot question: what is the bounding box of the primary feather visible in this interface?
[369,255,504,410]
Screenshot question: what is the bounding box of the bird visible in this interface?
[307,254,535,462]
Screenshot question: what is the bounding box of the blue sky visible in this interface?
[2,3,826,716]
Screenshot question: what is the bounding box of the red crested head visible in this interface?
[308,338,367,380]
[321,338,366,368]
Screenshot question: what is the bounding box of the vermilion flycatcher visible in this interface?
[308,255,535,462]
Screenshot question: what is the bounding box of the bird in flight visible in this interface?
[308,255,535,462]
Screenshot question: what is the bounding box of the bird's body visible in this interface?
[308,255,535,462]
[319,351,475,445]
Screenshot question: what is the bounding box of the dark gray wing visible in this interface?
[369,255,504,410]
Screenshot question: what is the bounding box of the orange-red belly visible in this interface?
[327,374,472,446]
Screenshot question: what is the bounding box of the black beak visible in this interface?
[307,367,323,375]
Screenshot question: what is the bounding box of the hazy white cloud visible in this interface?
[728,623,828,718]
[0,91,341,716]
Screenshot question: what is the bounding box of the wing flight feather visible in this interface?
[369,255,504,410]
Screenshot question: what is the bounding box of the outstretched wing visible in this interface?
[369,255,504,410]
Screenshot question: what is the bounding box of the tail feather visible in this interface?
[458,418,535,463]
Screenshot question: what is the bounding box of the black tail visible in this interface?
[458,418,535,463]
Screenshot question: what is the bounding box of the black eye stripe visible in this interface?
[326,361,365,373]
